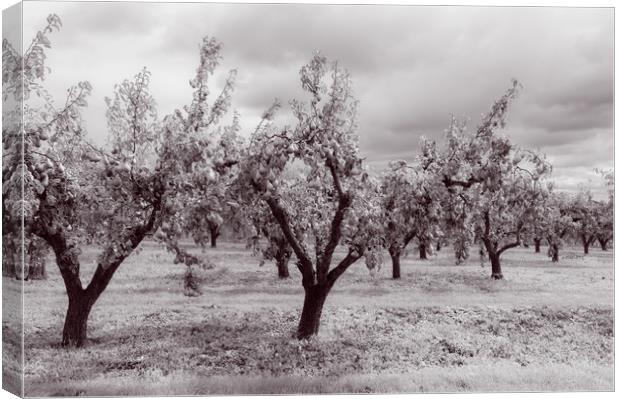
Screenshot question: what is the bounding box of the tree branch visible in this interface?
[498,241,520,255]
[264,194,314,284]
[403,228,418,248]
[326,250,362,288]
[84,197,161,300]
[318,191,351,283]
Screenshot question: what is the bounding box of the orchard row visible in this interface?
[2,15,613,348]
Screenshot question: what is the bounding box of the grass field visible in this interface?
[7,240,614,395]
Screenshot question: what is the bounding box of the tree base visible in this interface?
[297,285,328,339]
[61,298,93,348]
[491,272,503,280]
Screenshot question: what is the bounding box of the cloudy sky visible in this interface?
[16,1,614,196]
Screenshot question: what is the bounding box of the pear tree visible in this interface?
[2,18,238,346]
[421,81,551,279]
[238,55,384,339]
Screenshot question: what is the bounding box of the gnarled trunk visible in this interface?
[389,246,401,279]
[297,284,329,339]
[534,238,541,253]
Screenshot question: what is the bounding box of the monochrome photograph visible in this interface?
[1,0,614,396]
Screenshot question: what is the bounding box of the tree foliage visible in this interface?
[379,160,441,278]
[420,81,552,278]
[2,17,239,346]
[238,54,384,338]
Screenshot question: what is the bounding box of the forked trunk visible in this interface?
[389,247,401,279]
[534,238,541,253]
[297,284,329,339]
[598,238,609,251]
[62,294,94,347]
[38,200,160,348]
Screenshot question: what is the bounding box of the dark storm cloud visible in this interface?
[21,2,613,194]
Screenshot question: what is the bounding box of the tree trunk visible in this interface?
[550,244,559,262]
[598,238,609,251]
[534,238,541,253]
[489,252,503,280]
[62,293,94,347]
[35,199,160,348]
[436,242,441,252]
[208,222,220,248]
[418,243,427,260]
[582,235,590,255]
[389,247,401,279]
[276,256,290,279]
[297,284,329,339]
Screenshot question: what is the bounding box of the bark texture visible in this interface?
[297,284,329,339]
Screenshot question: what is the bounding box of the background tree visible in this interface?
[593,169,613,251]
[421,81,551,279]
[379,160,440,278]
[238,54,383,339]
[569,188,599,255]
[416,233,433,260]
[527,185,573,263]
[179,122,245,251]
[1,235,48,280]
[239,191,294,279]
[24,237,48,279]
[544,195,574,263]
